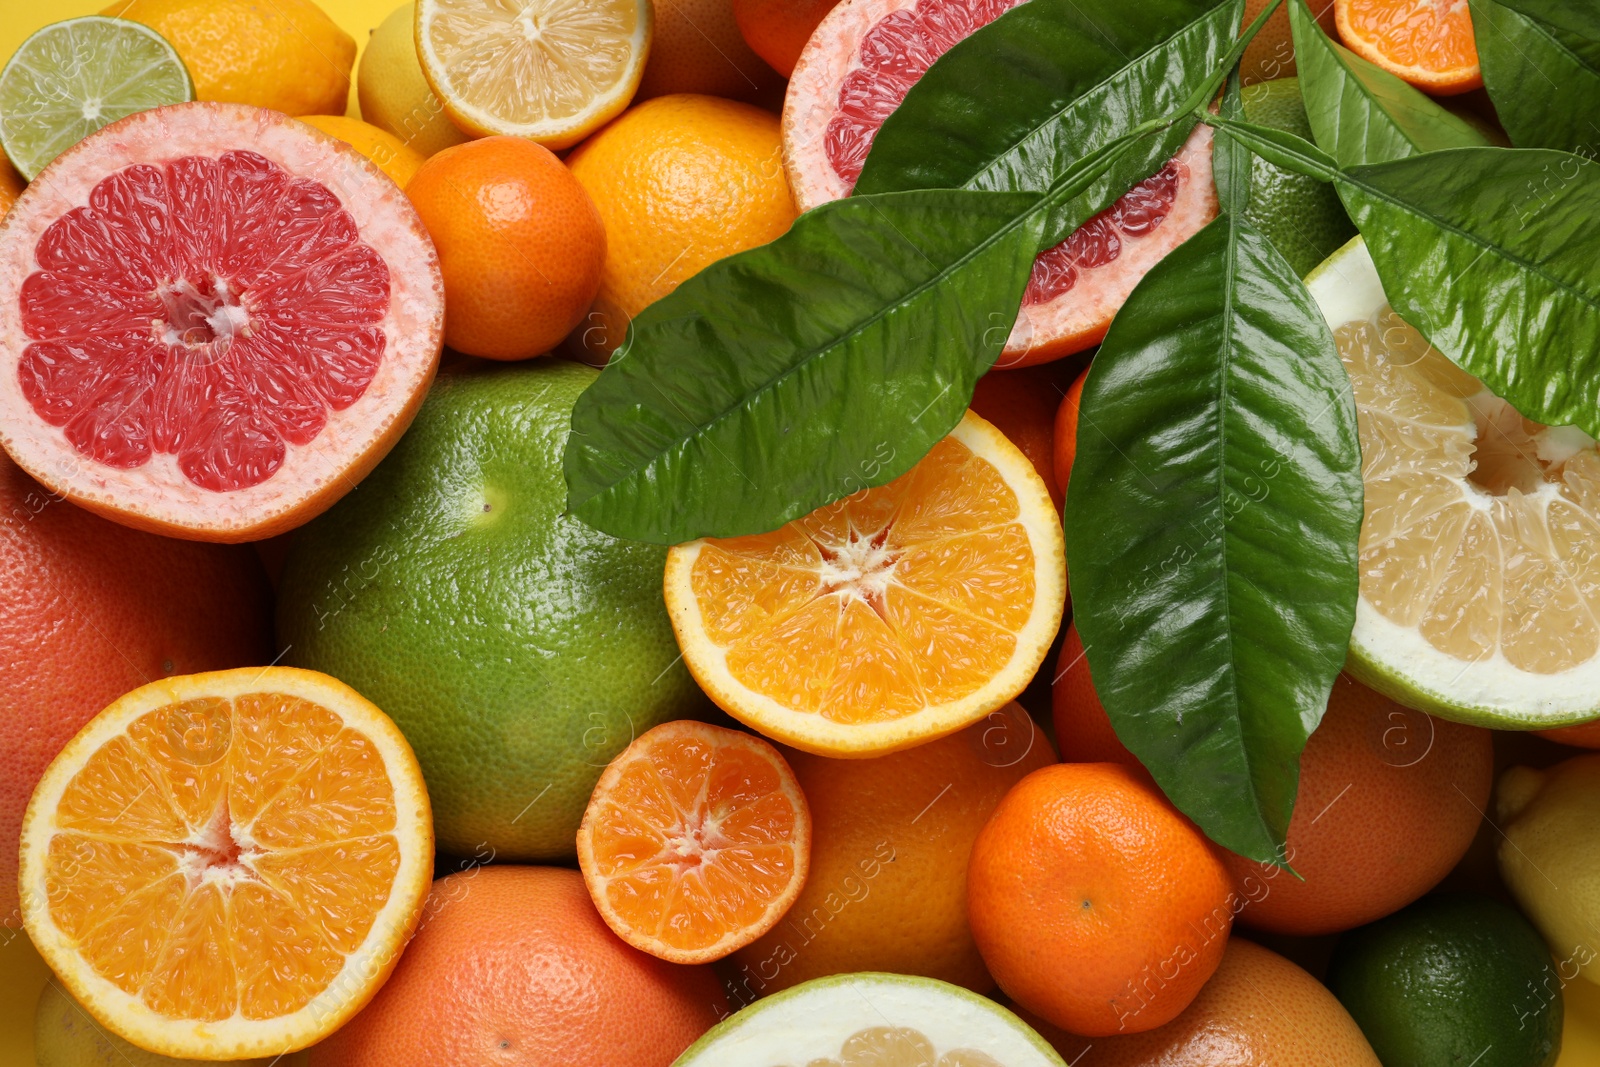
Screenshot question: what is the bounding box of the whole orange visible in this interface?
[733,0,839,76]
[730,705,1055,1002]
[1052,366,1087,497]
[1240,0,1338,84]
[308,866,727,1066]
[636,0,783,101]
[566,95,796,360]
[406,136,605,360]
[0,157,22,220]
[1037,938,1381,1065]
[1222,675,1492,936]
[1536,719,1600,748]
[1051,622,1139,767]
[0,454,271,926]
[970,362,1072,511]
[967,762,1233,1037]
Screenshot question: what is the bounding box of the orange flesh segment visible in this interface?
[689,436,1035,722]
[42,693,400,1021]
[1338,0,1478,84]
[1339,307,1600,673]
[586,724,805,957]
[777,1026,1006,1066]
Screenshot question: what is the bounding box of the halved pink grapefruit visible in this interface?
[783,0,1218,366]
[0,103,444,542]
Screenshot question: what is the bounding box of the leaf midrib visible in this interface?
[574,194,1043,513]
[962,3,1228,192]
[1491,0,1600,79]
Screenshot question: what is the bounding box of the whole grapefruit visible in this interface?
[1222,674,1492,936]
[307,866,727,1066]
[277,361,709,862]
[0,453,271,927]
[730,705,1055,998]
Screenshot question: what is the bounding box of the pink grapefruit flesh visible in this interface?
[0,103,444,541]
[783,0,1218,366]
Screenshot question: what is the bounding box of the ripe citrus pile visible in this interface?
[0,1,1596,1065]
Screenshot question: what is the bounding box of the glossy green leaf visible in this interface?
[563,188,1045,543]
[855,0,1243,242]
[1289,0,1490,166]
[1206,112,1600,440]
[1472,0,1600,152]
[1066,212,1361,863]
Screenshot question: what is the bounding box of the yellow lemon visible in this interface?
[103,0,354,116]
[356,3,469,159]
[1497,753,1600,984]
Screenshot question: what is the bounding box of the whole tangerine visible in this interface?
[967,762,1233,1037]
[407,137,605,360]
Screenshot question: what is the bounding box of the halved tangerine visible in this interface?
[1335,0,1482,95]
[782,0,1218,366]
[18,667,433,1060]
[577,720,811,964]
[0,102,444,541]
[665,410,1066,757]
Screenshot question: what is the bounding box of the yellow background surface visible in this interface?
[1,0,1599,1064]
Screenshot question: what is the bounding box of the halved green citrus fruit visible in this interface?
[673,972,1065,1066]
[1308,237,1600,728]
[0,16,192,180]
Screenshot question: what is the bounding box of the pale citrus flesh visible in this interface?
[665,411,1065,756]
[576,720,810,964]
[416,0,650,148]
[1314,239,1600,725]
[19,667,433,1059]
[783,1027,1006,1066]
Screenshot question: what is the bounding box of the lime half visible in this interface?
[0,16,192,180]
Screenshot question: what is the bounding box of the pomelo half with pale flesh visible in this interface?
[1308,237,1600,729]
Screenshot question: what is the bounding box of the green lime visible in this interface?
[1327,893,1563,1067]
[0,16,193,180]
[277,361,709,861]
[1239,76,1357,277]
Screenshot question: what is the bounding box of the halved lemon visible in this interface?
[665,411,1066,757]
[415,0,651,149]
[1308,238,1600,728]
[19,667,433,1059]
[675,971,1066,1067]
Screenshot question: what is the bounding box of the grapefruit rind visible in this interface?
[414,0,652,150]
[0,102,444,542]
[1307,237,1600,729]
[672,971,1067,1066]
[663,411,1066,757]
[18,667,434,1060]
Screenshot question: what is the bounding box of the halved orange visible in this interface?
[1335,0,1482,95]
[665,411,1066,757]
[18,667,433,1060]
[576,720,810,964]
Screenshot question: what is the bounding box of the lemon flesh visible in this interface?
[415,0,650,148]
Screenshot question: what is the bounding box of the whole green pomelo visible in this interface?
[277,361,708,860]
[34,982,277,1066]
[1240,76,1357,277]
